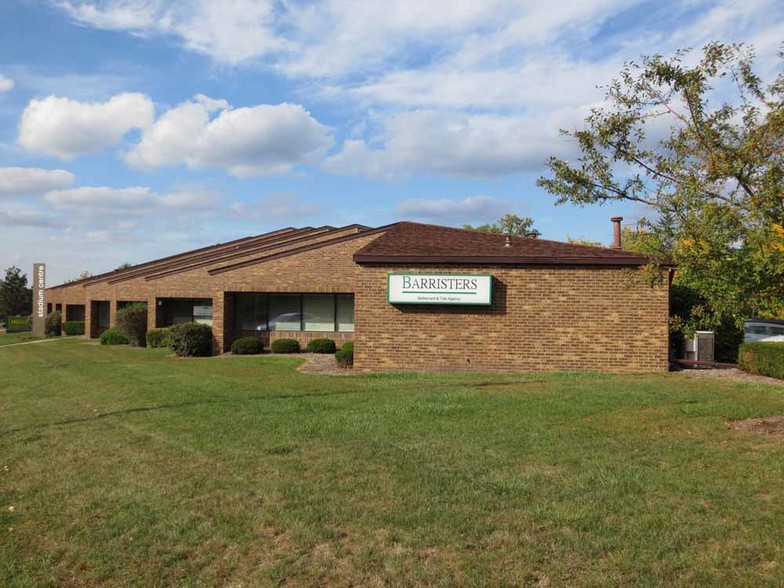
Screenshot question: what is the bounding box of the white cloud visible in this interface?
[0,74,14,93]
[0,209,64,228]
[228,193,325,223]
[325,108,583,179]
[57,0,283,65]
[18,93,154,159]
[125,95,332,177]
[0,167,75,197]
[397,195,515,224]
[44,185,219,212]
[44,186,158,208]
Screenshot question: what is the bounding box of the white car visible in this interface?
[744,319,784,343]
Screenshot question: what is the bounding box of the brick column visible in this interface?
[211,291,225,355]
[85,300,94,339]
[147,300,157,332]
[110,301,119,329]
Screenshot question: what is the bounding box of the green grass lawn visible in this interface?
[0,331,40,347]
[1,340,783,586]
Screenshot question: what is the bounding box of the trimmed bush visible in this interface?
[231,337,264,355]
[335,341,354,368]
[739,342,784,380]
[61,320,85,336]
[169,323,214,357]
[306,338,336,354]
[100,327,129,345]
[271,338,300,354]
[116,302,148,346]
[45,310,62,336]
[146,327,171,348]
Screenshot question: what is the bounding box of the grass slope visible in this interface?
[0,332,40,347]
[1,340,783,586]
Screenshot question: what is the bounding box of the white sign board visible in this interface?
[387,274,493,305]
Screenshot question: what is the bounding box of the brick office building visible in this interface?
[45,220,671,372]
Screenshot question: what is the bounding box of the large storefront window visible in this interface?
[234,293,354,332]
[159,298,213,327]
[336,294,354,332]
[269,295,301,331]
[235,293,268,331]
[303,294,334,332]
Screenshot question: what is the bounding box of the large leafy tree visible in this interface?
[537,43,784,330]
[0,266,32,318]
[464,214,540,237]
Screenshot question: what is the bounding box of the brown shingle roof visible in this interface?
[353,222,651,266]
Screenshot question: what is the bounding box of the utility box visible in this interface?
[683,331,715,362]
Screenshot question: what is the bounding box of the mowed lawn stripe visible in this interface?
[1,339,783,586]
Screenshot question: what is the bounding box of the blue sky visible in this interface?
[0,0,782,284]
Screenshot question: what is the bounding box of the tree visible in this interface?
[0,266,32,318]
[537,43,784,331]
[116,262,133,270]
[464,214,540,237]
[65,271,93,284]
[567,237,603,247]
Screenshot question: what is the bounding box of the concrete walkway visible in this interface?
[0,336,80,348]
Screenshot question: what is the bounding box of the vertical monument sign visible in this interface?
[32,263,46,337]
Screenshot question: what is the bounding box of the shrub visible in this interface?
[231,337,264,355]
[61,320,85,336]
[45,310,62,336]
[306,338,336,354]
[146,327,171,348]
[335,341,354,368]
[116,302,148,346]
[271,338,300,354]
[100,327,129,345]
[169,323,214,357]
[739,342,784,380]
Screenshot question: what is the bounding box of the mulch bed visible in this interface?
[297,353,353,376]
[683,368,784,386]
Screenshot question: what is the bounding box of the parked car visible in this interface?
[743,318,784,343]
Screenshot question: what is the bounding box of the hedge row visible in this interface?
[116,303,148,346]
[271,338,300,354]
[739,342,784,380]
[169,323,214,357]
[45,311,62,336]
[62,320,85,336]
[306,338,336,354]
[100,327,129,345]
[146,327,171,348]
[232,337,264,355]
[335,341,354,368]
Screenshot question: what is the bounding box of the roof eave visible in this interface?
[353,255,650,266]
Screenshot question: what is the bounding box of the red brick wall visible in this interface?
[45,233,670,372]
[354,265,669,373]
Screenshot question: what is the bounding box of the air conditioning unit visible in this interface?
[683,331,715,362]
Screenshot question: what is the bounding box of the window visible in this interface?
[235,293,268,331]
[234,293,355,333]
[303,295,335,332]
[160,298,212,326]
[745,325,768,335]
[269,295,301,331]
[336,294,354,332]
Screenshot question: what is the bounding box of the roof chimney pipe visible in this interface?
[610,216,623,249]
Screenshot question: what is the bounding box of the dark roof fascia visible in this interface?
[150,224,376,281]
[107,226,325,285]
[48,227,299,290]
[139,226,347,282]
[208,224,396,275]
[353,254,650,266]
